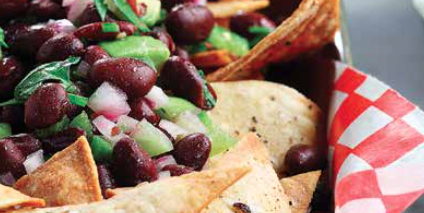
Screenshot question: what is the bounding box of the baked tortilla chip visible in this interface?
[207,0,269,19]
[201,133,291,213]
[14,137,102,207]
[208,81,322,172]
[207,0,339,81]
[281,171,321,213]
[0,184,45,211]
[13,166,250,213]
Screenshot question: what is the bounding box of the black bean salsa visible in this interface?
[0,0,280,194]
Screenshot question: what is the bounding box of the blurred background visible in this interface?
[343,0,424,212]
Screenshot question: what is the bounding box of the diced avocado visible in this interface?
[155,97,199,121]
[207,26,250,57]
[91,135,113,163]
[174,111,207,134]
[0,123,12,139]
[198,112,237,156]
[35,116,70,138]
[139,0,161,27]
[70,111,93,139]
[131,119,173,156]
[100,36,170,70]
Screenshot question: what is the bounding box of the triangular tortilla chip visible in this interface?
[207,0,270,19]
[208,81,323,172]
[0,184,45,211]
[201,133,292,213]
[207,0,339,81]
[281,171,321,213]
[14,137,102,207]
[13,166,250,213]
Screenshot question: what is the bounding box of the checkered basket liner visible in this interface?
[328,62,424,213]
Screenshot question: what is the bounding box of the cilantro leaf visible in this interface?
[101,22,120,33]
[111,0,150,32]
[198,70,216,108]
[0,26,8,60]
[94,0,109,21]
[248,26,273,48]
[0,57,81,107]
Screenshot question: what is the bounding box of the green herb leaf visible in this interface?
[0,57,81,106]
[68,93,89,107]
[0,26,8,60]
[198,70,216,108]
[186,42,209,55]
[111,0,150,32]
[0,99,21,107]
[248,26,273,48]
[94,0,109,21]
[101,22,120,33]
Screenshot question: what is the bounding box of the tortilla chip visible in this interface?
[207,0,339,81]
[14,137,102,207]
[13,166,250,213]
[0,184,45,211]
[281,171,321,213]
[104,187,133,199]
[201,133,291,213]
[208,81,322,172]
[191,50,234,69]
[207,0,270,19]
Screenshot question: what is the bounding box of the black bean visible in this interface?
[89,58,157,99]
[27,0,66,21]
[173,133,211,171]
[0,57,26,101]
[97,164,117,197]
[5,134,41,157]
[230,12,276,39]
[42,127,85,155]
[0,139,26,179]
[24,83,69,129]
[162,164,194,176]
[113,138,158,186]
[284,144,326,175]
[129,98,160,125]
[9,25,57,59]
[74,21,136,41]
[0,0,29,20]
[36,33,85,63]
[165,3,214,45]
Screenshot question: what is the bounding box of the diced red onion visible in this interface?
[117,115,139,134]
[67,0,93,22]
[158,170,171,180]
[155,155,177,171]
[158,120,188,140]
[0,172,16,186]
[88,82,131,122]
[194,0,206,5]
[23,150,45,174]
[92,115,128,144]
[46,19,76,34]
[144,86,169,109]
[62,0,77,7]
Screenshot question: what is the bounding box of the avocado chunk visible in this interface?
[207,26,250,57]
[100,36,170,70]
[155,97,199,121]
[131,119,173,156]
[198,111,237,156]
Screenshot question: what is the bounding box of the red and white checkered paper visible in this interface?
[328,63,424,213]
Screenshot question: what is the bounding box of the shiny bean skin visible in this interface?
[230,12,276,39]
[0,57,26,101]
[129,98,160,125]
[0,139,26,179]
[165,3,214,45]
[27,0,65,21]
[162,164,194,176]
[161,56,216,110]
[0,0,28,20]
[173,47,190,60]
[97,164,117,197]
[0,105,25,133]
[36,33,85,63]
[284,144,326,175]
[74,22,137,41]
[173,133,211,171]
[24,83,69,129]
[76,4,115,26]
[161,0,194,11]
[84,45,110,66]
[8,26,57,59]
[113,138,158,186]
[89,58,157,99]
[42,127,85,155]
[5,134,41,157]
